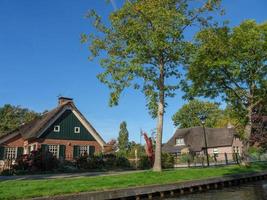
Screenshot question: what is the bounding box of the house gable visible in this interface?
[41,109,96,141]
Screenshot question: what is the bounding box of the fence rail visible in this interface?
[174,153,267,168]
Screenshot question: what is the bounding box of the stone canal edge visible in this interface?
[32,171,267,200]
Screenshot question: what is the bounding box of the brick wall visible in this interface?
[1,134,103,160]
[2,135,24,147]
[34,138,102,160]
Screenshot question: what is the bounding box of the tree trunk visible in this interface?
[153,62,164,172]
[242,106,253,165]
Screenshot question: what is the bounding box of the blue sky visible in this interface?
[0,0,266,143]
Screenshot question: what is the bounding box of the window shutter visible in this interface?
[41,144,48,153]
[17,147,24,158]
[0,146,5,160]
[59,145,66,160]
[73,145,79,159]
[89,146,95,156]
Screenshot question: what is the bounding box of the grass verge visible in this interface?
[0,163,267,200]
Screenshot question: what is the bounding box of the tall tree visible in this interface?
[0,104,40,136]
[184,20,267,163]
[172,99,223,128]
[82,0,222,171]
[118,121,129,154]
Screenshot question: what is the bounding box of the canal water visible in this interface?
[165,180,267,200]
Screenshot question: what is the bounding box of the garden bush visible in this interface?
[13,149,59,173]
[249,146,265,161]
[138,155,152,169]
[161,152,175,169]
[75,154,131,170]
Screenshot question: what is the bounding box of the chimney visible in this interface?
[58,97,73,106]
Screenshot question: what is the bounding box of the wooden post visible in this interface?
[135,149,138,169]
[235,153,239,164]
[224,153,228,165]
[160,192,164,198]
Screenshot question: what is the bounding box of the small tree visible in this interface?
[172,99,223,128]
[184,20,267,163]
[118,121,129,155]
[82,0,222,171]
[0,104,40,136]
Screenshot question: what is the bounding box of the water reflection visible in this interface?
[165,180,267,200]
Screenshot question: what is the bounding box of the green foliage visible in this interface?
[172,99,223,128]
[177,153,194,164]
[184,20,267,137]
[117,121,129,155]
[248,146,265,161]
[83,0,222,171]
[216,105,247,137]
[82,0,222,117]
[76,154,131,170]
[161,152,175,169]
[127,141,146,158]
[0,104,40,136]
[12,149,59,173]
[138,156,152,169]
[138,153,175,169]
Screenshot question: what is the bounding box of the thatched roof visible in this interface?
[162,126,235,153]
[0,100,106,146]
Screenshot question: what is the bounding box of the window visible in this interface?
[48,145,59,157]
[5,147,17,159]
[79,145,89,156]
[27,144,37,154]
[54,125,60,132]
[213,148,219,154]
[74,127,80,133]
[175,138,185,146]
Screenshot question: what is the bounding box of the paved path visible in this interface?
[0,170,145,181]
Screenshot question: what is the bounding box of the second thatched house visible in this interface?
[163,126,243,161]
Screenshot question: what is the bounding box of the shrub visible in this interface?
[249,147,265,161]
[178,153,193,164]
[1,169,13,176]
[75,154,131,170]
[138,156,152,169]
[161,153,175,169]
[115,156,131,168]
[13,149,59,173]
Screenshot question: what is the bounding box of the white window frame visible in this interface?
[175,138,185,146]
[213,148,219,154]
[26,143,37,154]
[54,125,60,132]
[5,147,17,159]
[74,127,80,133]
[79,145,90,156]
[48,145,59,158]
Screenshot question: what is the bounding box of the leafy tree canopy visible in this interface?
[82,0,223,171]
[118,121,129,154]
[172,99,223,128]
[0,104,40,136]
[82,0,222,117]
[184,20,267,161]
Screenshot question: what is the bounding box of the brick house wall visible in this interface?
[34,138,102,160]
[0,98,106,162]
[1,135,24,147]
[206,137,243,161]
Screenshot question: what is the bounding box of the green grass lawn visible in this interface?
[0,163,267,200]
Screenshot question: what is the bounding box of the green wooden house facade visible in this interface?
[0,97,106,161]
